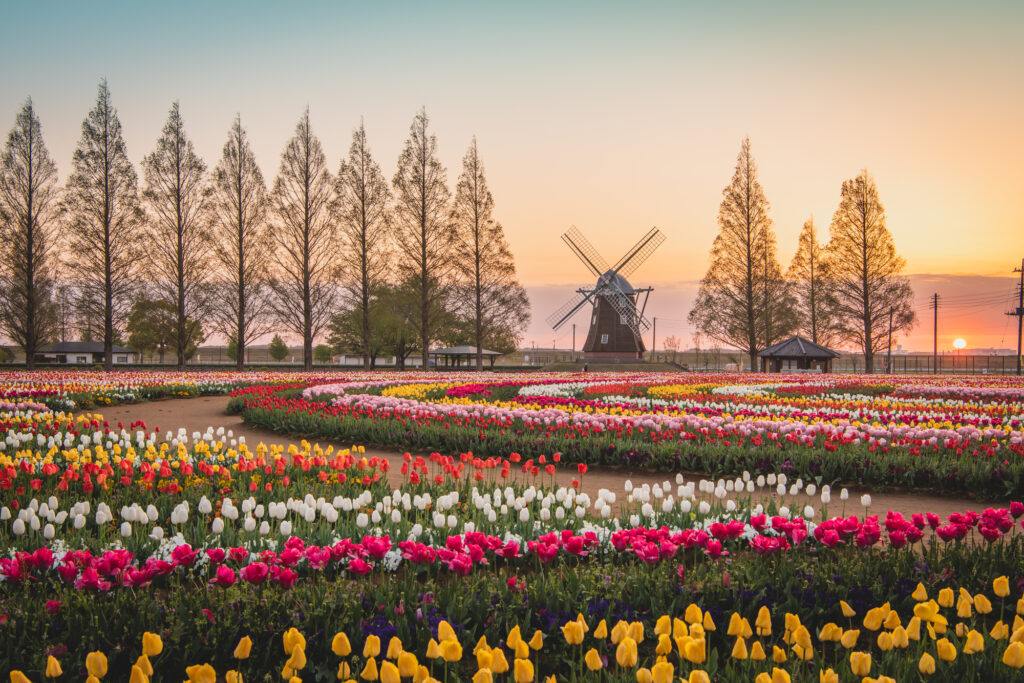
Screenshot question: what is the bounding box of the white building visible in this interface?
[37,342,138,365]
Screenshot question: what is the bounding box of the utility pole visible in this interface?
[651,317,659,366]
[887,308,894,375]
[571,323,575,362]
[931,293,939,375]
[1008,259,1024,376]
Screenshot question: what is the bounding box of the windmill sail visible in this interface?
[546,289,595,330]
[611,227,665,278]
[562,226,610,276]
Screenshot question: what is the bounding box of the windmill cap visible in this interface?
[598,270,635,294]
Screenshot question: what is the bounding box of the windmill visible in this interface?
[546,226,665,360]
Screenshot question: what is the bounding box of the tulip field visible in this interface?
[3,370,1024,681]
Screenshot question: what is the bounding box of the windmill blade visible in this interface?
[611,227,666,277]
[600,285,652,334]
[562,226,610,276]
[546,289,596,330]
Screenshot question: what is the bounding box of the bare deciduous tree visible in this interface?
[393,108,453,370]
[451,137,529,369]
[787,217,838,346]
[268,108,337,371]
[0,99,60,368]
[333,121,390,370]
[209,115,272,370]
[688,137,794,371]
[63,80,143,369]
[141,102,211,370]
[826,170,915,372]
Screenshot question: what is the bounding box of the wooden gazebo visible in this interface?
[430,345,503,368]
[758,336,839,373]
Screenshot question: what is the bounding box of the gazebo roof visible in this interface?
[758,336,839,359]
[430,345,503,356]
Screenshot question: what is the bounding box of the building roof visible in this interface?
[431,345,503,356]
[38,341,134,354]
[758,336,840,359]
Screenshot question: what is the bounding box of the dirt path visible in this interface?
[92,396,1012,521]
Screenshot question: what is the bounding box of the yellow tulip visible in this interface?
[185,664,216,683]
[142,632,163,657]
[286,647,307,672]
[490,648,509,674]
[364,635,381,659]
[425,639,441,659]
[965,629,985,654]
[819,668,839,683]
[513,658,534,683]
[628,621,645,643]
[684,604,703,624]
[688,671,710,683]
[283,629,306,656]
[360,657,378,681]
[992,621,1010,640]
[332,633,352,657]
[672,618,688,640]
[585,648,603,671]
[514,640,529,659]
[379,661,400,683]
[438,621,456,643]
[876,632,893,651]
[918,652,936,675]
[684,637,706,664]
[86,678,99,683]
[906,617,922,641]
[756,606,772,636]
[772,646,787,663]
[727,612,742,635]
[575,614,589,633]
[226,671,242,683]
[386,637,402,660]
[751,641,767,661]
[937,588,954,608]
[135,656,153,677]
[771,668,791,683]
[475,648,493,671]
[862,607,884,631]
[44,657,62,678]
[650,661,673,683]
[561,620,584,645]
[655,634,672,655]
[975,594,994,615]
[731,636,748,660]
[840,601,856,618]
[882,611,901,630]
[337,662,352,680]
[891,626,909,649]
[616,637,639,667]
[995,576,1010,598]
[849,651,871,676]
[655,615,671,635]
[1018,596,1024,616]
[610,620,628,644]
[635,669,653,683]
[506,625,522,649]
[840,629,859,649]
[936,638,957,662]
[593,619,608,639]
[86,652,108,679]
[702,611,716,631]
[10,672,31,683]
[234,637,252,660]
[1004,642,1024,668]
[440,639,463,663]
[755,674,771,683]
[472,671,492,683]
[912,583,928,601]
[528,630,543,650]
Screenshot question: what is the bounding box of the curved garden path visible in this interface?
[94,396,1011,521]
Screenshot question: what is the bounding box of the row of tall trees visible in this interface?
[689,137,915,373]
[0,83,530,370]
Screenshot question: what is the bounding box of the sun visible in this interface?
[953,338,966,350]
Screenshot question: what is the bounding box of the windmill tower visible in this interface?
[546,226,665,360]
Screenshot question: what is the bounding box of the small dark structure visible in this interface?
[430,346,503,368]
[758,336,839,373]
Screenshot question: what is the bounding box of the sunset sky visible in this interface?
[2,1,1022,353]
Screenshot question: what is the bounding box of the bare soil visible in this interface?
[92,396,1011,521]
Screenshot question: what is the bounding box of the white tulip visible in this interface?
[356,513,369,528]
[12,518,25,535]
[698,501,711,515]
[259,521,270,535]
[447,514,457,529]
[244,516,257,532]
[121,522,132,537]
[150,526,164,540]
[280,520,292,536]
[44,523,55,540]
[803,506,815,520]
[840,488,849,501]
[860,494,872,508]
[519,508,530,522]
[212,518,225,534]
